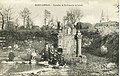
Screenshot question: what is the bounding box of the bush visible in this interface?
[83,31,119,64]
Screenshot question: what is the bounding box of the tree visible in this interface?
[3,7,13,22]
[0,7,13,30]
[114,3,119,13]
[0,7,4,30]
[4,7,14,30]
[44,9,51,25]
[64,9,83,25]
[20,8,31,28]
[14,18,19,30]
[26,16,34,29]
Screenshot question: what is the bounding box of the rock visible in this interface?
[52,65,59,69]
[101,45,108,54]
[3,47,7,49]
[81,55,87,63]
[64,64,69,68]
[8,46,12,49]
[90,72,100,76]
[107,62,116,70]
[13,44,19,49]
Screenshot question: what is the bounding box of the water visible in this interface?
[8,64,44,73]
[1,63,46,76]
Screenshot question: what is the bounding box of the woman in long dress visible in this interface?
[8,50,15,61]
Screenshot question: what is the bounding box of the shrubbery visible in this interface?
[82,30,119,65]
[0,30,58,46]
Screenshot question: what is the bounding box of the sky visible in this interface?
[0,0,118,26]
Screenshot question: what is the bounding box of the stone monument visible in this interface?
[77,30,82,56]
[57,23,87,63]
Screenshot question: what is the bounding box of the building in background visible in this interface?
[100,10,110,23]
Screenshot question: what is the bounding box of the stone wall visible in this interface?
[58,27,76,60]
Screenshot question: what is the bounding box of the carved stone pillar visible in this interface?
[77,30,82,56]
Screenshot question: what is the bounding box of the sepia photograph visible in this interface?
[0,0,119,76]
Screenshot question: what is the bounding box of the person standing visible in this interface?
[27,52,32,64]
[31,50,37,60]
[44,44,49,61]
[8,50,15,61]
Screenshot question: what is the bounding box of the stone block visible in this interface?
[81,55,87,63]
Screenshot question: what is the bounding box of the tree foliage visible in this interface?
[0,7,13,30]
[64,9,83,24]
[83,31,119,64]
[20,8,31,27]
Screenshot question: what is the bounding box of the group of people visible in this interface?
[42,44,65,66]
[7,43,66,66]
[8,49,37,63]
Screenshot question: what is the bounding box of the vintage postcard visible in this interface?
[0,0,119,76]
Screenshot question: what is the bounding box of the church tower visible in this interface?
[100,10,109,23]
